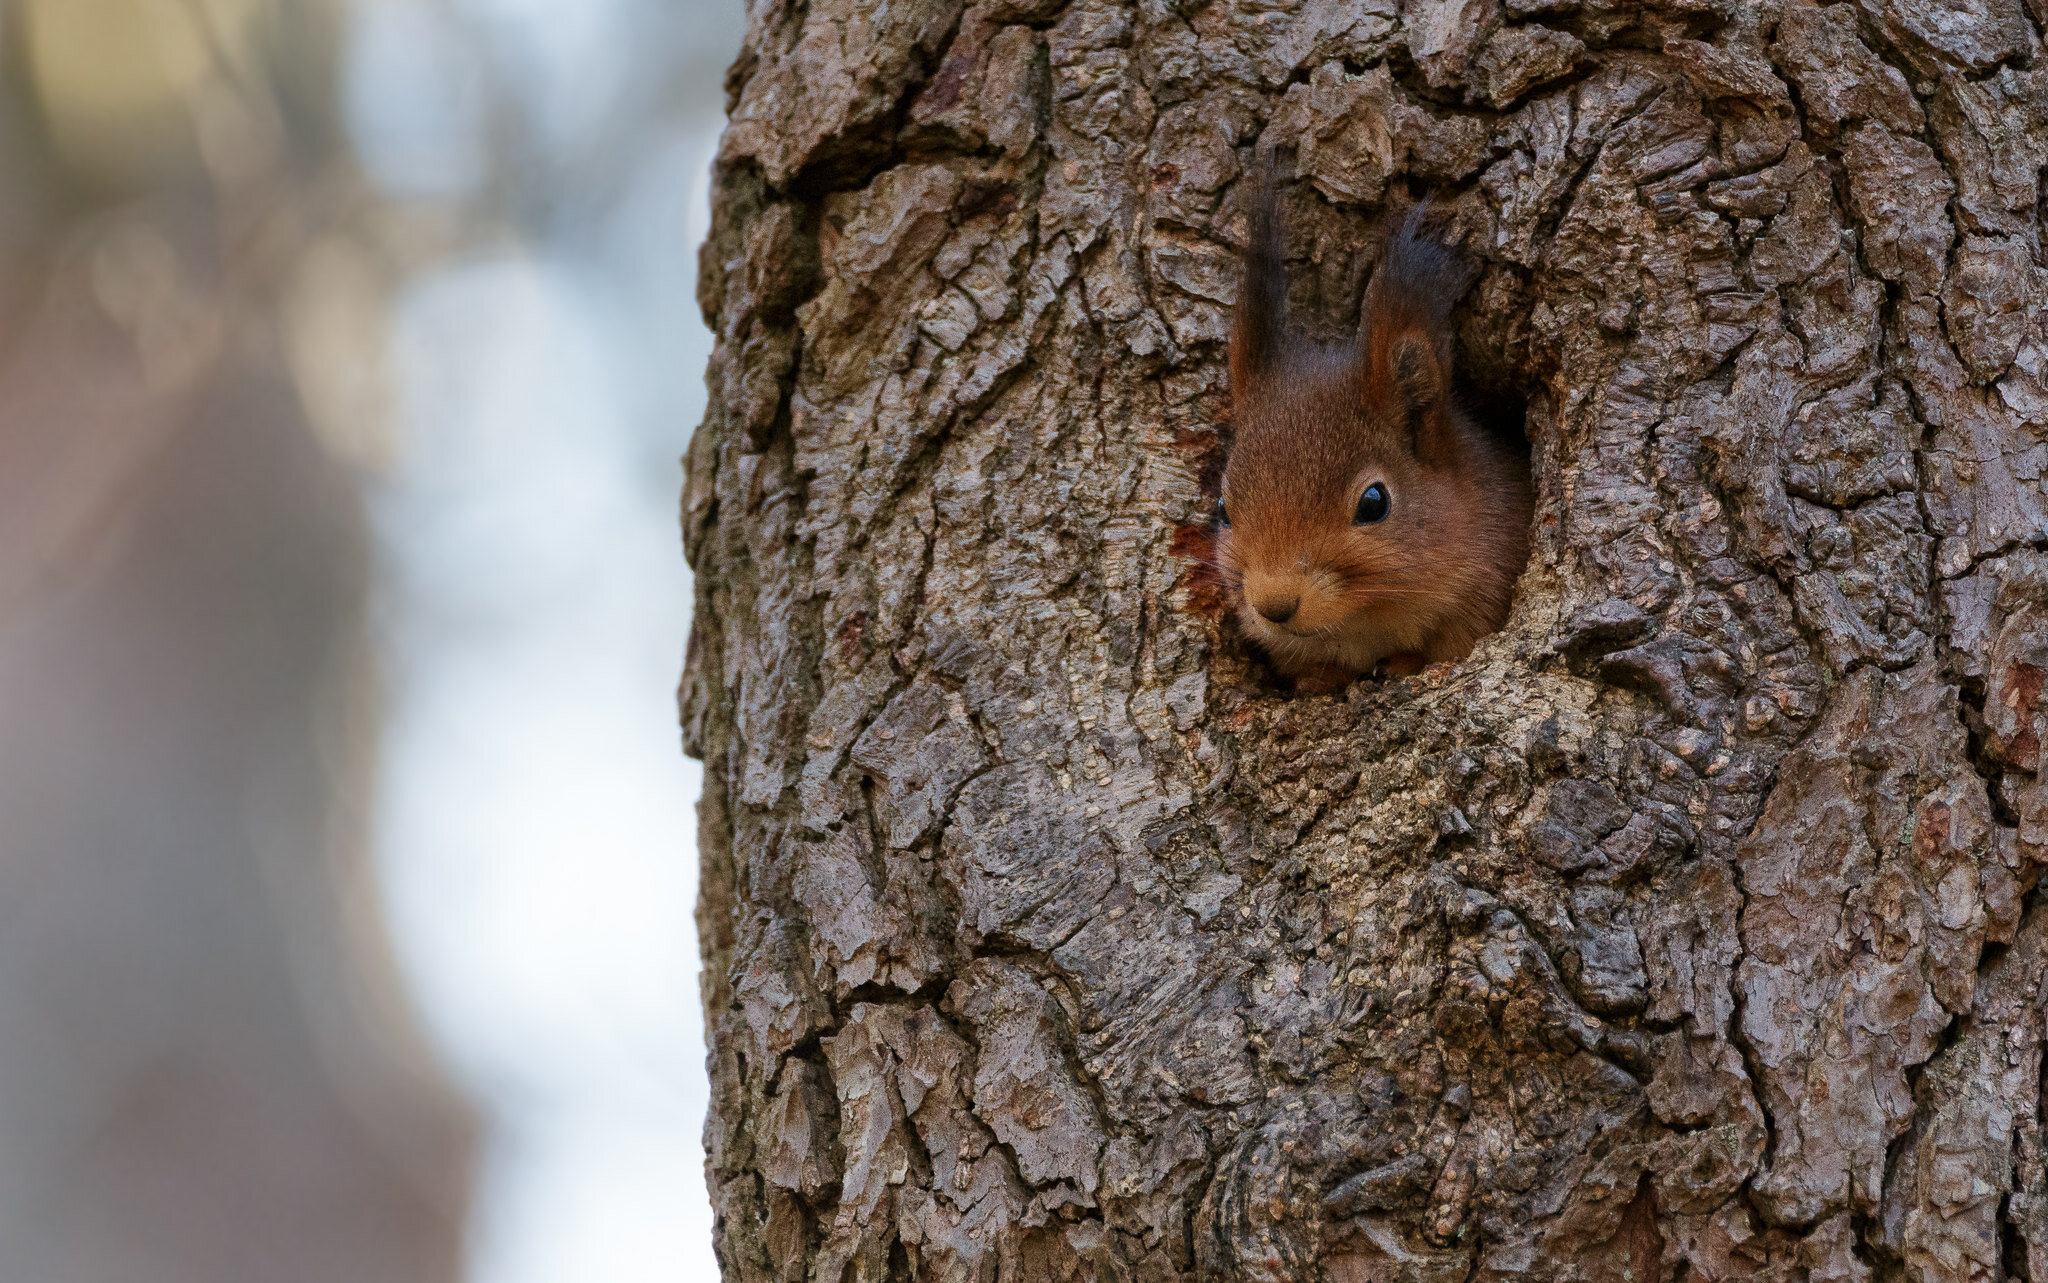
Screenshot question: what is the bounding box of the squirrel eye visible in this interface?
[1214,497,1230,528]
[1354,482,1391,525]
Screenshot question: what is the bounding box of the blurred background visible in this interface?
[0,0,738,1279]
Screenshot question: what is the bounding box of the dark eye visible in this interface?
[1214,497,1230,528]
[1354,482,1390,525]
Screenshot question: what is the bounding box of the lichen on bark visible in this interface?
[687,0,2048,1277]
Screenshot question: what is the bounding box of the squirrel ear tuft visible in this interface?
[1362,203,1473,465]
[1230,163,1287,393]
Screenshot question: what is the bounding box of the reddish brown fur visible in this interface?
[1169,523,1231,619]
[1215,197,1532,685]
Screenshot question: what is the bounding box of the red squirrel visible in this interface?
[1214,183,1532,691]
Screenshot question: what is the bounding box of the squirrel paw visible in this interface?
[1379,651,1427,677]
[1289,663,1356,695]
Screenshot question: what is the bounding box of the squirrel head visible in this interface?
[1215,187,1487,669]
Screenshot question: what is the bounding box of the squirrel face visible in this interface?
[1215,194,1532,683]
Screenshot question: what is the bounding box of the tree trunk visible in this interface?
[687,0,2048,1277]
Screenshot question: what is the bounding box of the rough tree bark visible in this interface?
[687,0,2048,1277]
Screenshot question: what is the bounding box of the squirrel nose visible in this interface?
[1257,596,1299,625]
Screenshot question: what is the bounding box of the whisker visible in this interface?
[1172,550,1237,573]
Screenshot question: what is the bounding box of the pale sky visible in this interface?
[345,1,735,1277]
